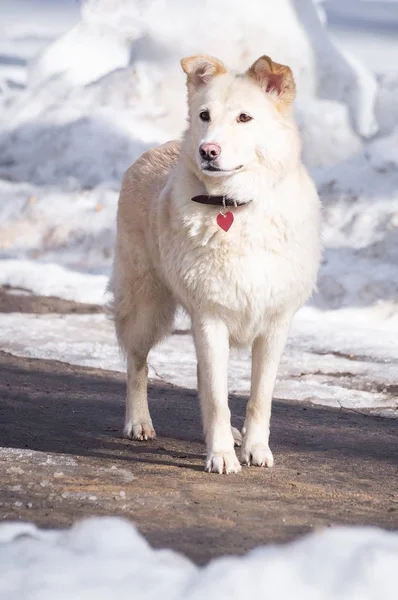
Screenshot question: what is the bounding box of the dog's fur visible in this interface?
[109,54,321,473]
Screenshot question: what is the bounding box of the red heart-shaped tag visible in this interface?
[216,211,234,232]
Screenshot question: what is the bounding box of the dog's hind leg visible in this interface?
[113,273,176,441]
[124,354,152,440]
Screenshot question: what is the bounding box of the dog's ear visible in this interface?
[181,55,227,90]
[248,55,296,109]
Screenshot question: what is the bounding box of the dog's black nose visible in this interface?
[199,143,221,161]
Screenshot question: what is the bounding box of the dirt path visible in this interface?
[0,286,103,314]
[0,350,397,563]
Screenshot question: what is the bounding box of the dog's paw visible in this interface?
[205,450,241,474]
[123,420,156,441]
[231,426,242,447]
[241,442,274,467]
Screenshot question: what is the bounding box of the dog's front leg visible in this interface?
[241,315,292,467]
[193,317,241,474]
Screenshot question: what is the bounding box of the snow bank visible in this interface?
[0,260,108,304]
[0,181,118,273]
[0,0,380,192]
[1,123,397,313]
[0,517,397,599]
[0,0,395,315]
[316,127,398,310]
[0,0,394,311]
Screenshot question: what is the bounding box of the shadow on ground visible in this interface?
[0,351,397,563]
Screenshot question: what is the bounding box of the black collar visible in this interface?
[191,195,251,207]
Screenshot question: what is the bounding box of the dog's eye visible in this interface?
[237,113,252,123]
[199,110,210,122]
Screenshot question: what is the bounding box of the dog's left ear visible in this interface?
[181,55,227,90]
[248,56,296,109]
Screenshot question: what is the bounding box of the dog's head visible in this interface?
[181,54,298,178]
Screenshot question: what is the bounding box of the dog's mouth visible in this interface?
[201,164,244,174]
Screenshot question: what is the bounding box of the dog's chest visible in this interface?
[161,209,312,333]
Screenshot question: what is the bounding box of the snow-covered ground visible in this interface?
[0,305,397,416]
[1,516,398,599]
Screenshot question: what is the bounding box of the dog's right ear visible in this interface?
[180,55,227,91]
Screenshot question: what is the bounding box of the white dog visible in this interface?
[109,54,321,474]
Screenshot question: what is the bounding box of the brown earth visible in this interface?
[0,286,103,314]
[0,350,397,564]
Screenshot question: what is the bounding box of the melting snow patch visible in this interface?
[0,309,397,416]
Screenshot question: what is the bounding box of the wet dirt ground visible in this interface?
[0,349,397,564]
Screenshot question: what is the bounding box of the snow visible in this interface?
[0,0,79,93]
[0,1,397,414]
[0,516,397,599]
[0,260,108,304]
[315,128,398,310]
[0,0,383,193]
[0,306,396,416]
[324,0,398,73]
